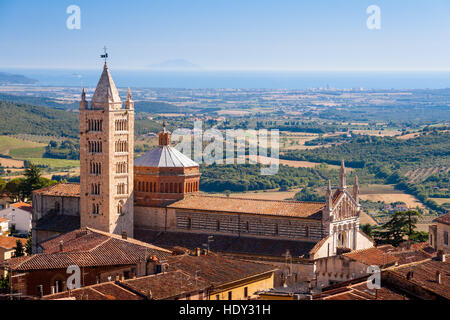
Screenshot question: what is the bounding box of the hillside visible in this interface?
[0,101,78,138]
[0,72,37,84]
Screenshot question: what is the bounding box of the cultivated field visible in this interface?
[247,155,343,170]
[403,166,449,183]
[0,135,46,156]
[359,184,424,208]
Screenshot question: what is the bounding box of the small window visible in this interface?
[244,287,248,298]
[228,292,232,300]
[215,295,220,300]
[444,231,449,246]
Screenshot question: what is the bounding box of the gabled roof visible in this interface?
[168,194,324,219]
[91,63,121,104]
[2,228,171,271]
[134,146,198,168]
[32,183,80,198]
[0,236,27,250]
[10,202,32,213]
[433,212,450,225]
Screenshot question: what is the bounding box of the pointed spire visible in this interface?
[126,87,132,101]
[91,62,121,106]
[339,160,346,191]
[326,180,333,210]
[353,175,359,204]
[81,88,86,101]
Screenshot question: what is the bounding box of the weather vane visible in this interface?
[101,46,108,63]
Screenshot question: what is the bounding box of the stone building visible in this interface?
[31,63,373,261]
[79,62,134,237]
[429,212,449,253]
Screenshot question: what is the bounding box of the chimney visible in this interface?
[122,230,127,240]
[437,250,446,262]
[436,271,441,284]
[195,248,201,256]
[59,241,63,252]
[406,271,414,280]
[37,285,43,299]
[115,275,120,281]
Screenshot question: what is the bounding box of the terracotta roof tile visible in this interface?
[166,254,277,287]
[389,259,450,299]
[343,247,398,267]
[168,194,324,219]
[42,282,142,300]
[135,229,316,258]
[10,202,32,213]
[433,212,450,225]
[34,214,80,233]
[0,236,27,250]
[2,228,172,271]
[121,271,209,300]
[32,183,80,198]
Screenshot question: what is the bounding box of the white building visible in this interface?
[429,212,450,254]
[0,202,32,234]
[0,217,9,235]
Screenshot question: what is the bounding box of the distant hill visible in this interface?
[0,101,78,138]
[0,72,38,84]
[0,93,77,110]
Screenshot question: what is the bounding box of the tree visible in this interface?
[13,240,25,257]
[5,178,25,202]
[360,223,375,238]
[19,164,57,200]
[374,210,422,246]
[25,235,33,255]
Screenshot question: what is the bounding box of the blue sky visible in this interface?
[1,0,450,70]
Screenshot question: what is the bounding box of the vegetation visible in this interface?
[13,239,25,257]
[294,188,325,202]
[44,140,80,160]
[0,101,78,138]
[373,210,427,246]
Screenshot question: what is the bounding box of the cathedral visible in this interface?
[31,63,374,259]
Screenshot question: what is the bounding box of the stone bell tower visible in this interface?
[79,62,134,237]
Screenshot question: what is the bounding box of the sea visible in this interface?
[3,69,450,90]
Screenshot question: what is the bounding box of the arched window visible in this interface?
[187,217,192,230]
[245,221,250,232]
[275,223,279,235]
[117,201,124,215]
[55,202,60,213]
[305,226,310,238]
[216,220,220,231]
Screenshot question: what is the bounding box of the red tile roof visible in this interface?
[343,247,398,267]
[10,202,32,213]
[2,228,172,271]
[0,217,9,223]
[166,254,277,287]
[120,271,210,300]
[32,183,80,198]
[433,212,450,225]
[42,282,142,300]
[168,194,324,219]
[0,236,27,250]
[389,259,450,299]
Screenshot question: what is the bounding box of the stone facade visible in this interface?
[79,63,134,237]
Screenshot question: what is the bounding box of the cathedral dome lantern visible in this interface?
[134,123,201,207]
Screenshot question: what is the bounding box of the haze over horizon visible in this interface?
[1,0,450,71]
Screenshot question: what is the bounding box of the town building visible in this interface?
[429,212,449,253]
[0,217,8,235]
[0,202,32,234]
[31,63,373,267]
[0,235,27,263]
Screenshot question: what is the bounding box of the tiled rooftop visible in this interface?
[32,183,80,198]
[121,270,209,300]
[433,212,450,225]
[2,228,172,271]
[0,235,27,250]
[10,202,32,213]
[389,259,450,299]
[42,282,142,300]
[168,194,324,219]
[343,247,399,267]
[135,229,317,258]
[165,254,277,287]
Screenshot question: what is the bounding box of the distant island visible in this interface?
[0,71,38,85]
[148,59,201,71]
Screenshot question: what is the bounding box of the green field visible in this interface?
[0,135,45,156]
[24,158,80,170]
[9,146,46,158]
